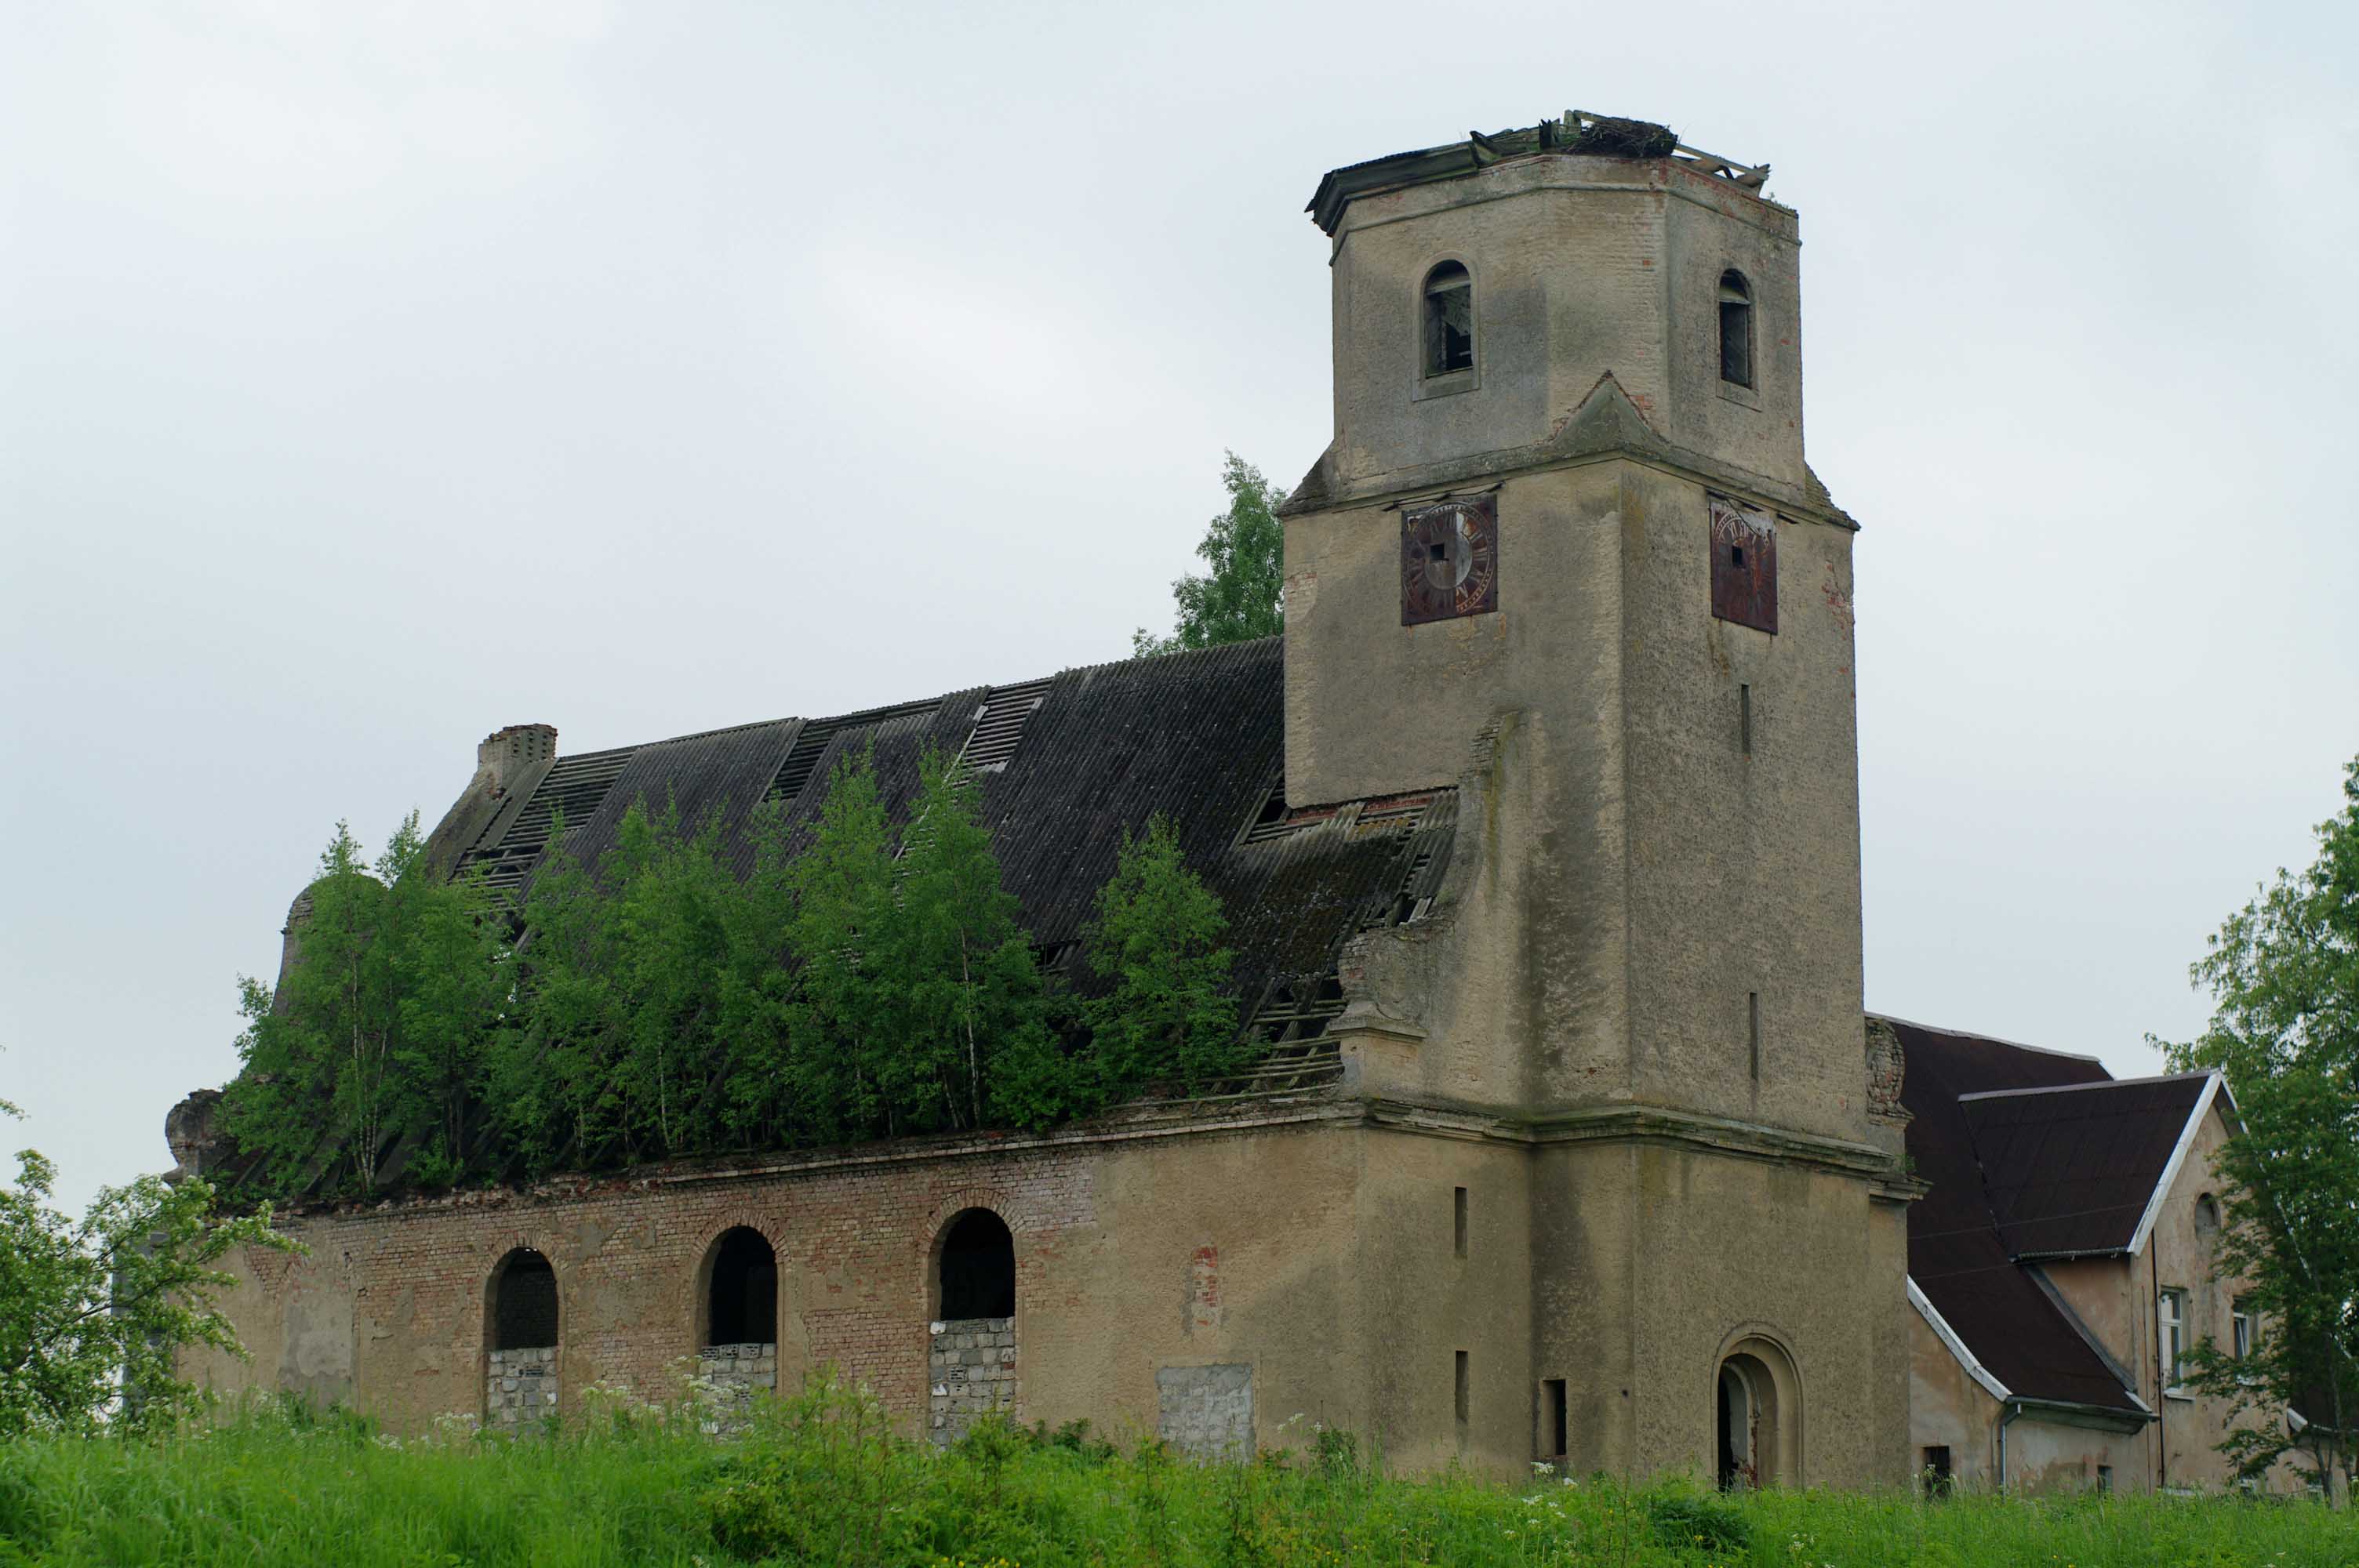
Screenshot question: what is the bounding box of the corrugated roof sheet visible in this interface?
[457,637,1449,1047]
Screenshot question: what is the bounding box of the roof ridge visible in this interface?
[1870,1011,2108,1067]
[1958,1070,2210,1103]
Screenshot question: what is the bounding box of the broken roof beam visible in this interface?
[1563,109,1771,191]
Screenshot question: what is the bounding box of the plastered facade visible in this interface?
[1908,1102,2315,1496]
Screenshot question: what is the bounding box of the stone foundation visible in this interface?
[695,1341,777,1433]
[485,1345,557,1432]
[929,1316,1015,1446]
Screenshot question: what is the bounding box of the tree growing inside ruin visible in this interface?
[1132,452,1288,656]
[1078,814,1245,1102]
[225,816,507,1196]
[2161,753,2359,1504]
[878,749,1060,1134]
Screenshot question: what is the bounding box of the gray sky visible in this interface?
[5,2,2354,1218]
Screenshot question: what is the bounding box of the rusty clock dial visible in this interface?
[1400,496,1499,626]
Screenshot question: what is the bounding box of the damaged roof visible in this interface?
[1305,111,1772,235]
[449,637,1455,1072]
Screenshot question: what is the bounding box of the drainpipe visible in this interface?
[1997,1399,2022,1496]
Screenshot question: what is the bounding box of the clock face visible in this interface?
[1401,496,1499,626]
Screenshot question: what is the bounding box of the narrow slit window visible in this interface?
[1718,270,1754,388]
[1544,1379,1568,1458]
[1739,684,1752,756]
[1423,263,1474,378]
[1748,992,1762,1081]
[1455,1351,1470,1429]
[1453,1187,1469,1259]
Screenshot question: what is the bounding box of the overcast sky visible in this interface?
[5,2,2354,1217]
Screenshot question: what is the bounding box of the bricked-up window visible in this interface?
[489,1249,558,1351]
[1423,262,1473,377]
[1719,270,1754,387]
[1708,493,1777,634]
[703,1228,778,1347]
[939,1208,1016,1320]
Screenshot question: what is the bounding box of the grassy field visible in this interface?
[0,1383,2348,1567]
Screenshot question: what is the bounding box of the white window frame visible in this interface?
[2158,1287,2189,1396]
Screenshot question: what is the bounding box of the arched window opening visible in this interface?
[490,1249,558,1351]
[485,1248,559,1432]
[1423,263,1474,378]
[1714,1341,1797,1490]
[939,1208,1016,1321]
[2194,1193,2222,1236]
[1717,1362,1755,1490]
[703,1228,778,1348]
[1718,270,1754,388]
[929,1208,1018,1448]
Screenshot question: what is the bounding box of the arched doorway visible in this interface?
[486,1248,559,1432]
[696,1228,778,1429]
[929,1208,1016,1446]
[1714,1337,1800,1490]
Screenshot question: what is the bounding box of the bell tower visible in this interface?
[1285,112,1914,1486]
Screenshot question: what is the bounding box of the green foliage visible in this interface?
[3,1385,2352,1566]
[874,749,1063,1135]
[1078,815,1247,1105]
[221,755,1253,1198]
[225,817,507,1196]
[1133,452,1288,657]
[2159,753,2359,1504]
[0,1113,300,1436]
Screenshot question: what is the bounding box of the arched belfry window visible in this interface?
[489,1249,558,1351]
[1423,262,1474,378]
[702,1228,778,1348]
[1718,270,1754,388]
[938,1208,1016,1321]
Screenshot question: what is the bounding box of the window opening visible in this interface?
[2097,1465,2114,1494]
[1423,263,1474,377]
[2158,1288,2187,1389]
[939,1209,1016,1321]
[1455,1350,1470,1430]
[1748,993,1762,1082]
[1718,270,1754,388]
[1921,1445,1953,1498]
[2194,1193,2221,1235]
[1717,1363,1754,1490]
[1739,684,1753,756]
[490,1249,558,1351]
[1453,1186,1469,1259]
[2232,1298,2255,1360]
[703,1228,778,1348]
[1543,1379,1568,1459]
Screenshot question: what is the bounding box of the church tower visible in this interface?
[1288,113,1914,1486]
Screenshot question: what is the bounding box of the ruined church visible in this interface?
[173,113,2292,1494]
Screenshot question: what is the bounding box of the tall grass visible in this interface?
[0,1380,2347,1566]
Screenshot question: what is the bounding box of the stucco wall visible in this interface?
[2041,1103,2310,1494]
[1321,156,1802,493]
